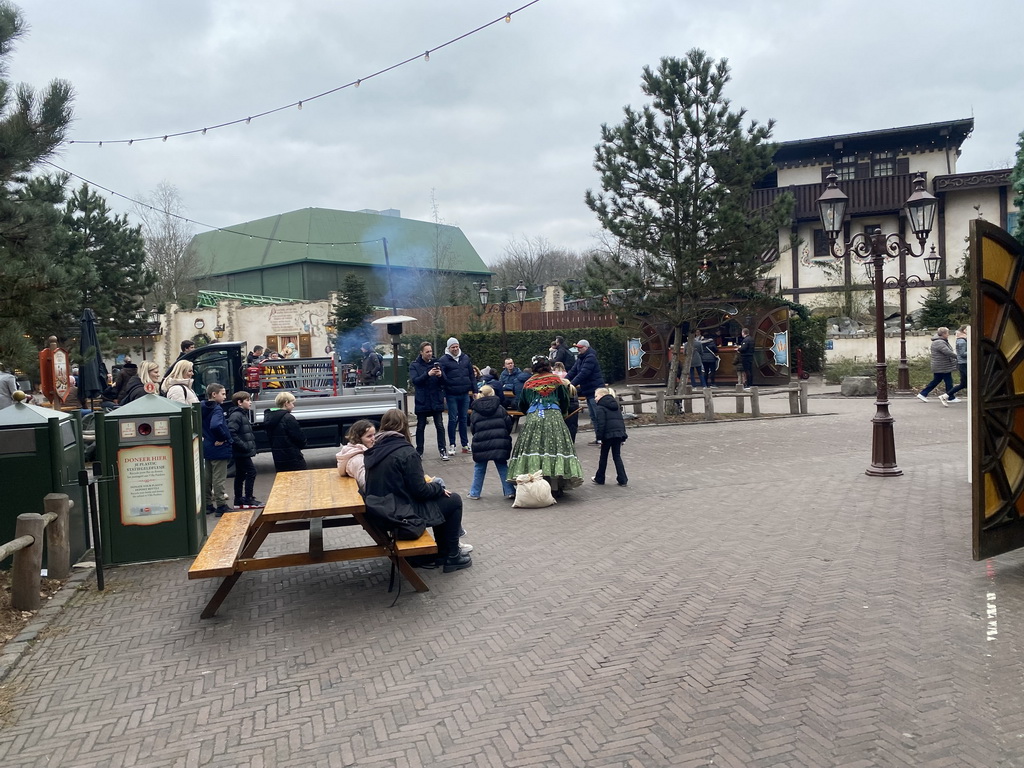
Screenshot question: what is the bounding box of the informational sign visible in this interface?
[771,331,789,367]
[53,348,71,402]
[627,338,644,370]
[117,445,176,526]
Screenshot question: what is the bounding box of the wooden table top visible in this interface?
[260,468,365,523]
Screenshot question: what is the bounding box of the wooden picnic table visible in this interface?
[188,468,437,618]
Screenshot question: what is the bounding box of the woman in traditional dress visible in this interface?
[507,357,583,496]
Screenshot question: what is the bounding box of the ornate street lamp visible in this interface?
[473,279,527,357]
[213,324,225,340]
[878,244,941,393]
[817,171,938,477]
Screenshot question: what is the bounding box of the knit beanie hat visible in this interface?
[447,337,459,350]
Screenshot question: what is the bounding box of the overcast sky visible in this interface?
[10,1,1023,267]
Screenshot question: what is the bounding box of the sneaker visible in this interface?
[588,439,601,446]
[243,497,263,508]
[442,551,473,573]
[458,527,467,537]
[939,393,949,407]
[439,448,450,462]
[917,393,929,402]
[462,446,471,454]
[947,397,962,404]
[591,476,604,485]
[206,505,216,515]
[617,482,628,487]
[449,445,457,455]
[215,505,231,517]
[459,541,474,554]
[468,494,481,500]
[504,493,516,500]
[407,554,441,569]
[233,498,244,508]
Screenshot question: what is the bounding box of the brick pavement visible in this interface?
[3,395,1022,767]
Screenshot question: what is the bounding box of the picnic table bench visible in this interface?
[188,468,437,618]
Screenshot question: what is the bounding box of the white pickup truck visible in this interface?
[180,342,405,452]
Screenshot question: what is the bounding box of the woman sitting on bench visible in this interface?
[363,409,472,574]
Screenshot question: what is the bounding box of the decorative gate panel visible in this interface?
[972,219,1024,560]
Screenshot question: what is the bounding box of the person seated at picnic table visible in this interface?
[363,409,472,573]
[336,419,375,490]
[498,358,522,406]
[263,391,307,472]
[507,356,583,496]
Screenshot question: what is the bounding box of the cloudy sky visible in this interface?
[10,1,1023,266]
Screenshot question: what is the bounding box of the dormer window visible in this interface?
[871,151,896,177]
[834,155,857,181]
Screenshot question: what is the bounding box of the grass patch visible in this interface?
[825,355,937,389]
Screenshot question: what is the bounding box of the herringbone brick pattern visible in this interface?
[2,397,1021,767]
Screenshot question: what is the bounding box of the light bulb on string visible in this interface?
[201,128,207,135]
[424,51,429,62]
[355,79,361,88]
[505,12,511,22]
[162,136,167,142]
[297,101,302,110]
[128,139,133,146]
[98,142,102,148]
[245,117,251,125]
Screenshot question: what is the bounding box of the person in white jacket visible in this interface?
[336,420,376,490]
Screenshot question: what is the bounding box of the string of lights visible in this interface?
[68,1,540,147]
[45,160,388,247]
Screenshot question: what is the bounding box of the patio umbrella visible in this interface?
[78,308,107,406]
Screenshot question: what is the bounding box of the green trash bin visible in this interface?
[94,395,206,565]
[0,402,88,569]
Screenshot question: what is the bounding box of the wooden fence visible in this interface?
[370,304,619,339]
[0,493,72,611]
[619,381,809,423]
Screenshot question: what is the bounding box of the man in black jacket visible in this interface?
[438,337,474,454]
[738,328,755,389]
[549,336,571,367]
[408,342,449,461]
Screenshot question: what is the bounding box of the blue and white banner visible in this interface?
[627,338,644,369]
[771,331,789,367]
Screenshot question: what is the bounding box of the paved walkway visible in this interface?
[3,391,1020,767]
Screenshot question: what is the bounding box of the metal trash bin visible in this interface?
[0,402,88,568]
[94,395,206,565]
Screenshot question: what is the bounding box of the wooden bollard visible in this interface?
[735,382,745,414]
[683,382,693,414]
[703,387,715,421]
[12,513,44,611]
[43,493,71,580]
[750,386,761,417]
[655,391,666,423]
[629,386,642,415]
[789,386,799,415]
[799,380,809,414]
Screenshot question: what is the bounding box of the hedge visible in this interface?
[401,327,632,386]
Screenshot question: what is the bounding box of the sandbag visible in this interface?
[511,470,557,509]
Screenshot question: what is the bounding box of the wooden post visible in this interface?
[703,387,715,422]
[655,391,666,424]
[799,380,809,414]
[629,386,642,415]
[736,382,745,414]
[44,493,71,580]
[789,385,799,415]
[751,387,761,418]
[683,382,693,414]
[12,513,44,611]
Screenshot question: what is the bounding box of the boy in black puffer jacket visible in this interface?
[591,387,628,487]
[468,385,515,499]
[227,391,261,508]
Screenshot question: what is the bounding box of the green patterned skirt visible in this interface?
[508,409,583,491]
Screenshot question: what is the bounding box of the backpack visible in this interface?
[362,494,426,540]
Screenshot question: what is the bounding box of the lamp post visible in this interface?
[474,280,527,357]
[817,171,938,477]
[882,244,941,393]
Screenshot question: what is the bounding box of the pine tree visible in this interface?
[918,285,959,330]
[1012,129,1024,245]
[332,273,374,365]
[58,184,155,349]
[584,50,792,398]
[0,3,74,370]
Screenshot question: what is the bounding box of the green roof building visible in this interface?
[189,207,491,304]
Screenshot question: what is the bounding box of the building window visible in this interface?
[835,155,857,181]
[813,229,831,259]
[870,151,896,177]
